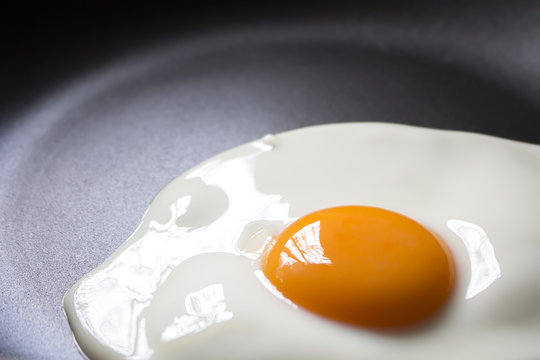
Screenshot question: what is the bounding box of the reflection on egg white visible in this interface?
[447,219,501,299]
[161,284,233,342]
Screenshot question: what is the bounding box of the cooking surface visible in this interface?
[2,3,540,359]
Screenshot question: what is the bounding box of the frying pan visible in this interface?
[2,2,540,359]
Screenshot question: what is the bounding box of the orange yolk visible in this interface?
[262,206,455,329]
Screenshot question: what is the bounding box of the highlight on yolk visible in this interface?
[262,206,455,329]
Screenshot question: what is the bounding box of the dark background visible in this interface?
[2,1,413,117]
[1,2,540,359]
[6,0,540,138]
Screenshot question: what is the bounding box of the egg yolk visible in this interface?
[262,206,455,329]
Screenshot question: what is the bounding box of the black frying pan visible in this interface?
[1,2,539,359]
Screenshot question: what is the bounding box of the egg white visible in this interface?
[63,123,540,359]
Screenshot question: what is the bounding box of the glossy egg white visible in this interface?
[63,123,540,359]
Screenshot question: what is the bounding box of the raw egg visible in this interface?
[63,123,540,359]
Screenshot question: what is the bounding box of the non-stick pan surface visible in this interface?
[1,2,540,359]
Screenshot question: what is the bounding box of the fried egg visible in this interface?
[63,123,540,359]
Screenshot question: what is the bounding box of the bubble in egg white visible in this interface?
[63,123,540,360]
